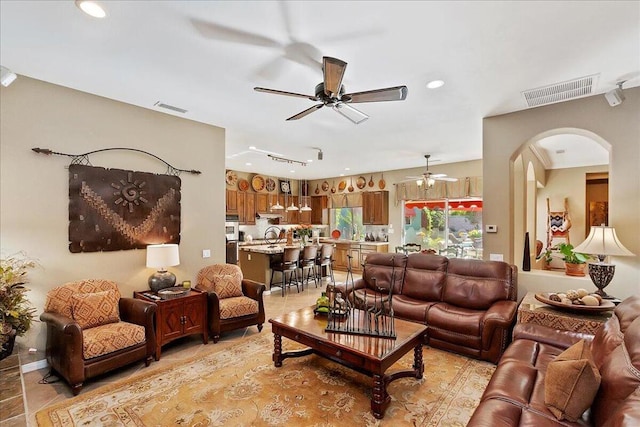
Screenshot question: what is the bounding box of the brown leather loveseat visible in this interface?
[337,252,518,363]
[468,294,640,426]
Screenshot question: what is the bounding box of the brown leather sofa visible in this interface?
[468,294,640,426]
[337,252,518,363]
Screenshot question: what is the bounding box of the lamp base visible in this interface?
[588,263,615,300]
[149,270,176,293]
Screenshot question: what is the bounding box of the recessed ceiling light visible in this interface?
[249,146,256,150]
[307,159,313,163]
[345,167,350,171]
[75,1,107,18]
[340,173,345,177]
[426,80,445,89]
[245,162,252,166]
[290,170,295,173]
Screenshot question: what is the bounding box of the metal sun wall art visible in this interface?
[68,164,181,253]
[325,255,398,339]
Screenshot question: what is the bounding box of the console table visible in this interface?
[517,291,612,335]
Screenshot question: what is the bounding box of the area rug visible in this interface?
[36,335,494,426]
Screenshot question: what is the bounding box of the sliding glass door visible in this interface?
[403,199,483,259]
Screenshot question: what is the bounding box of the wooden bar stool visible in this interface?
[300,245,319,288]
[315,244,335,286]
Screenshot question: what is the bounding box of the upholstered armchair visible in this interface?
[196,264,265,343]
[40,279,156,395]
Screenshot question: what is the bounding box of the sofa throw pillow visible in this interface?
[544,339,601,422]
[71,290,120,329]
[212,274,243,299]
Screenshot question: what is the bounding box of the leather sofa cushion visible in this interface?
[360,253,407,295]
[427,303,483,348]
[391,295,436,322]
[443,259,514,310]
[544,340,601,422]
[82,321,145,359]
[401,253,447,301]
[71,290,120,329]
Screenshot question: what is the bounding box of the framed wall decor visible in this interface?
[279,179,291,194]
[68,164,181,253]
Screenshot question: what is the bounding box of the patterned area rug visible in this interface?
[36,335,495,426]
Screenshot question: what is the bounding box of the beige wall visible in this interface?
[484,87,640,299]
[0,77,226,350]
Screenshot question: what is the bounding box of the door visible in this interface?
[160,299,184,342]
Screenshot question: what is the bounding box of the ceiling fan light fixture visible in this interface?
[427,178,436,187]
[75,0,107,18]
[416,179,423,186]
[332,103,369,124]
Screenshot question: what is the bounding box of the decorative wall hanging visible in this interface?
[69,164,181,253]
[32,147,194,253]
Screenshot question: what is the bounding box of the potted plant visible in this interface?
[0,252,37,360]
[557,243,589,277]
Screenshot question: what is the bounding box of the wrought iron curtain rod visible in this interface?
[32,147,201,176]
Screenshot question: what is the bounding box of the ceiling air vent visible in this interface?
[522,74,599,108]
[154,101,188,114]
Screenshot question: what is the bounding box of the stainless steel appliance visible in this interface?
[225,215,239,264]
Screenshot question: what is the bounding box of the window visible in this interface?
[403,199,483,259]
[329,207,363,240]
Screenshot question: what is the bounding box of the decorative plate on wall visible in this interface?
[238,178,250,191]
[251,175,265,192]
[356,176,366,189]
[265,178,276,192]
[225,170,237,186]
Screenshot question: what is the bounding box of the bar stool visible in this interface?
[270,247,301,296]
[300,245,318,288]
[315,244,335,285]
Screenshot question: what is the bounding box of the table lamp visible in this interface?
[146,243,180,292]
[572,225,634,299]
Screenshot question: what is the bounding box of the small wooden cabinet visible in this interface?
[256,193,270,214]
[226,189,238,214]
[226,189,256,224]
[134,288,208,360]
[245,192,256,225]
[363,191,389,225]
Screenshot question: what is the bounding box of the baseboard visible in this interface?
[21,358,48,373]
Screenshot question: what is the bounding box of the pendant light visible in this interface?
[301,179,312,211]
[271,176,284,210]
[286,179,298,211]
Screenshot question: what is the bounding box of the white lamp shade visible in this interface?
[572,226,634,256]
[146,244,180,269]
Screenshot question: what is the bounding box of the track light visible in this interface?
[605,81,625,107]
[1,66,17,87]
[313,147,323,160]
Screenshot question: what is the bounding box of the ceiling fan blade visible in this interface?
[286,104,324,121]
[323,57,347,97]
[430,173,448,178]
[191,18,282,48]
[343,86,408,103]
[254,87,319,101]
[332,103,369,124]
[436,177,459,182]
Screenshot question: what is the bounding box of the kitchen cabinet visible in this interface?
[256,193,270,214]
[310,196,328,224]
[226,190,256,225]
[277,195,299,224]
[226,189,238,214]
[331,242,389,273]
[363,191,389,225]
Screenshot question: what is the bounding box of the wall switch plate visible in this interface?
[202,249,211,258]
[490,253,504,261]
[485,225,498,233]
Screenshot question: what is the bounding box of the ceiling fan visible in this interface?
[404,154,458,187]
[254,56,408,124]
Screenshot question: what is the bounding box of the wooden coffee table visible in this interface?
[269,306,427,419]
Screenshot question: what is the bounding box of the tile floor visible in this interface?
[15,272,347,426]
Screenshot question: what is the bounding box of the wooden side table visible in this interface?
[517,291,612,335]
[134,288,208,360]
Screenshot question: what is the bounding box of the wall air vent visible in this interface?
[522,74,599,108]
[154,101,188,114]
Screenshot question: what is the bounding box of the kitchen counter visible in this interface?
[319,238,389,246]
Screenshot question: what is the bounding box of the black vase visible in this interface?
[523,232,531,271]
